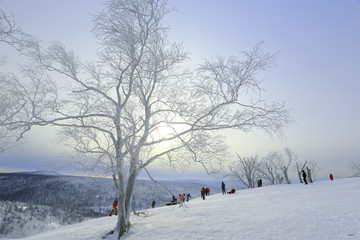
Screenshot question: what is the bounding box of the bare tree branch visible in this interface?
[350,161,360,177]
[0,1,291,238]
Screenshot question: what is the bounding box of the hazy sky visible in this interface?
[0,0,359,180]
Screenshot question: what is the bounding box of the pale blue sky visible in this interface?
[0,0,359,180]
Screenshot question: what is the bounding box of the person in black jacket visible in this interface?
[165,195,177,206]
[221,182,226,195]
[302,170,308,184]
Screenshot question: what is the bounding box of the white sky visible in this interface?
[0,0,359,179]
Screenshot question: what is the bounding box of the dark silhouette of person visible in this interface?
[257,179,262,187]
[302,170,308,184]
[221,182,226,195]
[165,195,177,206]
[152,200,156,208]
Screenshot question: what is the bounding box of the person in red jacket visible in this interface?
[206,188,210,196]
[329,173,334,181]
[228,188,236,194]
[178,193,185,203]
[201,187,206,200]
[109,198,118,216]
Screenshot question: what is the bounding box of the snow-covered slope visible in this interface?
[5,177,360,240]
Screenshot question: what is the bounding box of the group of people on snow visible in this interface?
[301,169,335,185]
[109,173,337,215]
[165,193,191,206]
[179,193,191,203]
[222,182,235,194]
[108,181,241,215]
[200,187,211,200]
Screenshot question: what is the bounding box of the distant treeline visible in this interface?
[0,173,217,211]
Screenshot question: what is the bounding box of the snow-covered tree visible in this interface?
[282,147,296,184]
[258,151,283,185]
[307,161,322,182]
[295,160,320,183]
[306,166,313,183]
[0,0,291,238]
[350,161,360,177]
[0,9,37,151]
[228,155,261,188]
[257,147,295,185]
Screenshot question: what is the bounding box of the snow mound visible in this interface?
[10,177,360,240]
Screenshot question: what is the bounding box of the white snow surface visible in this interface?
[4,177,360,240]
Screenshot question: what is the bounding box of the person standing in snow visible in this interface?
[301,170,308,184]
[109,198,118,216]
[152,200,156,208]
[186,193,191,202]
[201,187,206,200]
[257,179,262,187]
[329,173,334,181]
[206,187,210,196]
[221,182,226,195]
[179,193,186,203]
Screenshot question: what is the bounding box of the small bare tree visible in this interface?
[0,1,291,238]
[258,147,295,185]
[350,161,360,177]
[258,151,282,185]
[228,155,261,188]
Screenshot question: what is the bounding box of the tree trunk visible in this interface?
[116,173,127,239]
[283,166,291,184]
[307,167,313,183]
[115,169,139,239]
[297,170,303,183]
[125,171,139,223]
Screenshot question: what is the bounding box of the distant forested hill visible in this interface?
[0,173,220,211]
[0,172,221,238]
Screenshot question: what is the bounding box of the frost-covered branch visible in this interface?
[227,155,260,188]
[350,161,360,177]
[0,1,291,238]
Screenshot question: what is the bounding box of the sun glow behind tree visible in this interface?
[0,0,290,238]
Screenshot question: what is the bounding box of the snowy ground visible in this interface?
[3,177,360,240]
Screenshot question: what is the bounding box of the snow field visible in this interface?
[125,178,360,240]
[7,177,360,240]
